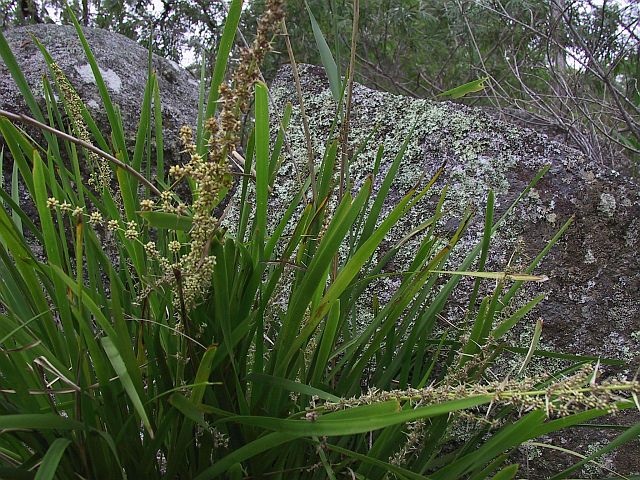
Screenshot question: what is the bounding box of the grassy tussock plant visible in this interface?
[0,1,639,479]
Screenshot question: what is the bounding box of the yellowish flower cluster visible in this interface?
[47,197,138,239]
[160,0,285,309]
[140,199,155,211]
[318,364,638,418]
[50,63,113,193]
[45,0,286,314]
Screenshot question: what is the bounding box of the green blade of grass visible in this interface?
[460,296,491,364]
[0,184,39,242]
[357,125,416,249]
[313,435,338,480]
[277,191,356,345]
[517,317,543,375]
[138,211,193,231]
[0,415,84,430]
[467,190,494,314]
[192,346,217,405]
[269,102,292,183]
[0,31,47,124]
[317,140,338,200]
[193,432,295,480]
[100,336,154,439]
[236,130,255,242]
[263,180,309,261]
[33,438,71,480]
[195,49,208,151]
[498,215,574,312]
[0,118,36,196]
[309,300,340,386]
[493,294,545,339]
[327,442,427,480]
[438,77,489,99]
[305,1,342,102]
[222,395,494,437]
[502,347,624,366]
[247,373,341,402]
[489,464,519,480]
[467,455,511,480]
[169,393,209,429]
[153,76,165,184]
[10,162,23,234]
[430,411,546,479]
[254,81,270,260]
[429,270,548,282]
[132,69,154,172]
[0,207,53,334]
[549,421,640,479]
[200,0,243,150]
[33,151,77,362]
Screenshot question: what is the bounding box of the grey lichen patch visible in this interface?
[270,67,545,249]
[625,218,639,247]
[580,442,617,478]
[584,249,596,264]
[239,64,640,367]
[598,192,617,217]
[74,63,122,93]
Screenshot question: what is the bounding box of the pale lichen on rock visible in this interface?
[252,63,640,477]
[599,192,617,217]
[256,64,640,366]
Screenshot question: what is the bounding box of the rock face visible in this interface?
[269,64,639,362]
[266,64,640,475]
[2,27,636,367]
[1,24,638,474]
[0,24,200,169]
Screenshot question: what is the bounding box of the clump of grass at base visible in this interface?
[0,1,638,479]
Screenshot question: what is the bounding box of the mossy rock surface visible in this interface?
[260,64,640,477]
[265,63,639,361]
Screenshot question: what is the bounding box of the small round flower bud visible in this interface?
[144,241,158,256]
[125,228,138,239]
[140,199,155,211]
[89,211,103,226]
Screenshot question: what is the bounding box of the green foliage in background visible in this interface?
[3,0,639,161]
[0,0,228,65]
[0,2,638,479]
[264,0,640,163]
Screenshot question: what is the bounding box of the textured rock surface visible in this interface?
[263,64,640,476]
[1,24,638,474]
[0,24,200,168]
[268,64,639,362]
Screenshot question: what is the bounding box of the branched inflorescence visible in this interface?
[320,365,638,416]
[44,1,285,321]
[163,0,285,309]
[50,62,113,193]
[314,365,639,467]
